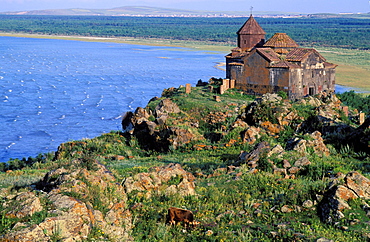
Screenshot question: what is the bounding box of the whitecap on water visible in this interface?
[6,142,16,149]
[29,130,52,137]
[111,115,122,120]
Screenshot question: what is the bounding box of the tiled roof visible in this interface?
[237,15,266,35]
[286,48,325,62]
[324,62,338,68]
[231,47,242,51]
[256,48,280,62]
[264,33,299,48]
[269,61,301,69]
[228,62,244,66]
[226,52,247,58]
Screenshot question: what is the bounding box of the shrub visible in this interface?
[277,90,288,100]
[277,125,296,145]
[337,91,370,114]
[292,103,316,120]
[253,102,279,124]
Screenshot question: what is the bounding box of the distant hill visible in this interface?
[1,6,368,18]
[0,6,302,17]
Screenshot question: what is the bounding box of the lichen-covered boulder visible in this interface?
[287,131,329,156]
[124,163,196,197]
[345,171,370,199]
[319,171,370,224]
[155,98,181,117]
[5,192,43,219]
[235,141,271,167]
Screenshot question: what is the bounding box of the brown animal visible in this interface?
[166,207,200,227]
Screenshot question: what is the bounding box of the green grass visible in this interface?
[0,169,47,189]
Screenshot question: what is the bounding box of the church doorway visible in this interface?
[309,87,315,96]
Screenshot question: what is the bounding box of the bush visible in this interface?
[277,90,288,100]
[338,91,370,114]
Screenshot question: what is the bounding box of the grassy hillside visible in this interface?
[1,84,369,241]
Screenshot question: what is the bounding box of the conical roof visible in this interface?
[237,15,266,35]
[264,33,299,48]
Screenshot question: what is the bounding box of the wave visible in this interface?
[0,36,225,162]
[28,130,52,137]
[5,142,16,150]
[109,114,122,120]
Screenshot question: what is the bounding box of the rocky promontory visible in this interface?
[1,84,369,241]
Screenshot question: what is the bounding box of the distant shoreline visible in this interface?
[0,32,232,52]
[1,32,369,93]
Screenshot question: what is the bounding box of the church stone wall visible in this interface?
[269,68,290,93]
[288,69,304,100]
[242,52,272,95]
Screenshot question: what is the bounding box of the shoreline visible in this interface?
[1,32,369,93]
[0,32,232,52]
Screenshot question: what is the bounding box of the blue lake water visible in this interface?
[0,36,364,162]
[0,36,225,162]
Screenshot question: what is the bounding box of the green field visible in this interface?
[0,16,369,49]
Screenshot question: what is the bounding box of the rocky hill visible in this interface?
[0,83,369,241]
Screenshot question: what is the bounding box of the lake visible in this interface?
[0,36,363,162]
[0,36,225,162]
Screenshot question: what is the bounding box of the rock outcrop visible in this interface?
[240,92,351,136]
[4,192,43,219]
[287,131,330,156]
[235,142,271,167]
[122,98,196,151]
[123,163,196,197]
[235,141,315,177]
[1,160,132,242]
[319,171,370,223]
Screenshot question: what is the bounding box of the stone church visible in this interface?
[225,15,337,100]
